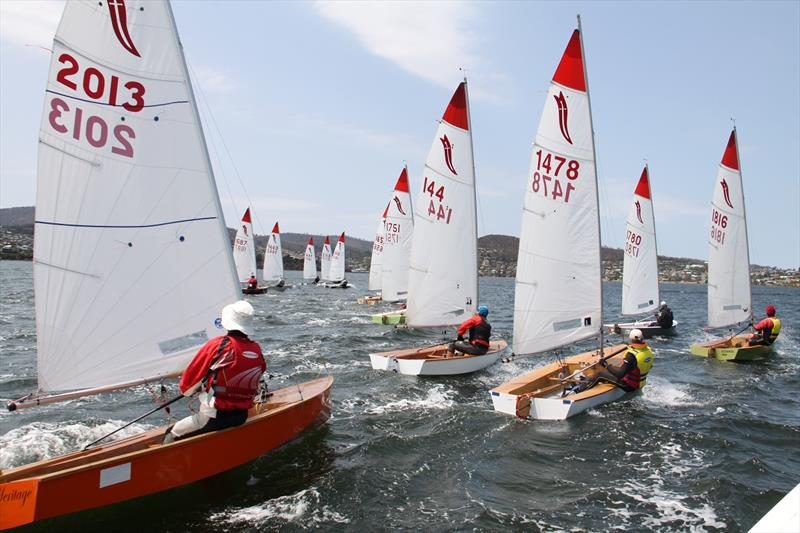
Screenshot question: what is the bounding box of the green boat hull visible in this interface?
[371,312,406,325]
[690,336,773,362]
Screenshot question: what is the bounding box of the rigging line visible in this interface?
[186,62,266,236]
[593,132,619,253]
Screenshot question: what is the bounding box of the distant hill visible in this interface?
[0,206,34,226]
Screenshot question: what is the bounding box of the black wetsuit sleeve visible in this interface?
[608,353,636,379]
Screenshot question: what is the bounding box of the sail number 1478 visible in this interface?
[532,149,579,203]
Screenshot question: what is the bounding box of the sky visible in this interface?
[1,0,798,268]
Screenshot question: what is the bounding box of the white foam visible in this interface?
[641,377,699,407]
[364,384,455,415]
[210,487,348,527]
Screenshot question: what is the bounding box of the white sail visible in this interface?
[232,208,257,283]
[406,81,478,327]
[329,233,346,282]
[621,166,660,316]
[513,29,602,355]
[320,237,332,281]
[262,222,284,283]
[303,237,317,280]
[34,0,239,392]
[367,209,386,291]
[707,129,752,329]
[381,167,414,302]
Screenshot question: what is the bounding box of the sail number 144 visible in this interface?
[531,149,579,203]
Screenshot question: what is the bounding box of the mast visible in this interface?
[165,1,240,296]
[648,163,662,307]
[733,125,753,323]
[577,15,604,353]
[463,77,480,307]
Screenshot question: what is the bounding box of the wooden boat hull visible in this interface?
[371,310,406,325]
[357,295,382,305]
[489,344,631,420]
[241,287,268,294]
[689,336,773,362]
[604,320,678,338]
[0,376,333,530]
[369,340,507,376]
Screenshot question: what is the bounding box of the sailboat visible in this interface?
[604,166,677,337]
[262,222,290,289]
[233,208,266,294]
[0,1,332,528]
[370,167,415,321]
[689,128,767,361]
[303,236,319,284]
[489,22,629,420]
[369,80,507,374]
[359,208,386,304]
[322,232,348,288]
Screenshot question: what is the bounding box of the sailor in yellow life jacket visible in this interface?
[587,329,654,392]
[749,305,781,345]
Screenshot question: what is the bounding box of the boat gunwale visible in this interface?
[370,340,507,361]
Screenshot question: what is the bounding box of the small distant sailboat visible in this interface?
[690,128,768,361]
[359,207,387,304]
[234,208,266,294]
[322,233,348,288]
[320,236,332,284]
[0,1,332,526]
[303,237,319,284]
[489,22,629,420]
[370,80,507,374]
[262,222,290,290]
[604,165,677,337]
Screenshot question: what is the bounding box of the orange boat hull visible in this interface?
[0,376,333,530]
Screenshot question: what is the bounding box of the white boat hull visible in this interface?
[369,341,507,376]
[490,384,628,420]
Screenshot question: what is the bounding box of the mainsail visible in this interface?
[303,237,317,280]
[368,207,387,291]
[320,236,332,281]
[329,233,346,283]
[233,208,257,282]
[621,166,660,316]
[33,0,239,393]
[406,81,478,327]
[381,167,414,302]
[513,28,602,355]
[262,222,284,283]
[707,128,752,329]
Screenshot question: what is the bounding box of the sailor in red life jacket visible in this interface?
[246,273,258,290]
[164,300,266,443]
[447,305,492,357]
[748,305,781,345]
[585,329,654,392]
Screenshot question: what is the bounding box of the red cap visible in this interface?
[766,305,776,317]
[241,208,251,223]
[442,82,469,130]
[721,129,739,170]
[338,232,345,242]
[552,30,586,92]
[324,236,330,245]
[382,203,389,219]
[634,167,651,199]
[394,167,410,193]
[272,222,280,234]
[307,237,314,245]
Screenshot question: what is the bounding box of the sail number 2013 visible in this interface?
[47,53,146,158]
[532,149,579,203]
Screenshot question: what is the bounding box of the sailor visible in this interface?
[749,305,781,345]
[653,301,674,328]
[586,329,654,392]
[246,273,258,290]
[448,305,492,357]
[313,276,320,284]
[275,278,285,288]
[164,300,266,443]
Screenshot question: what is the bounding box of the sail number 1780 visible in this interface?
[532,149,579,203]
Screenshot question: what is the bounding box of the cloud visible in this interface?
[0,1,63,49]
[192,65,237,94]
[313,1,503,100]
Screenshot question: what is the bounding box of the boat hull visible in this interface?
[241,287,268,295]
[371,310,406,325]
[689,336,773,362]
[605,320,678,338]
[357,295,382,305]
[369,340,507,376]
[489,345,631,420]
[0,377,333,530]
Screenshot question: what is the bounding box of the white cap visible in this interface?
[629,329,643,343]
[221,300,254,335]
[660,301,667,306]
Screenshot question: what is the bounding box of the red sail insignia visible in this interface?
[720,178,734,209]
[393,196,406,215]
[242,225,248,237]
[107,0,141,57]
[635,200,643,224]
[554,91,573,145]
[440,134,457,175]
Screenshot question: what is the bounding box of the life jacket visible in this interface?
[620,343,654,390]
[768,317,781,343]
[247,277,258,289]
[208,335,266,411]
[469,317,491,347]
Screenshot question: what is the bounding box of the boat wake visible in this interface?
[642,377,701,407]
[209,487,349,528]
[364,384,455,415]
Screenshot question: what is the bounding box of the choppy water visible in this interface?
[1,260,798,532]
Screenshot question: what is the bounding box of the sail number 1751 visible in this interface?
[531,149,579,203]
